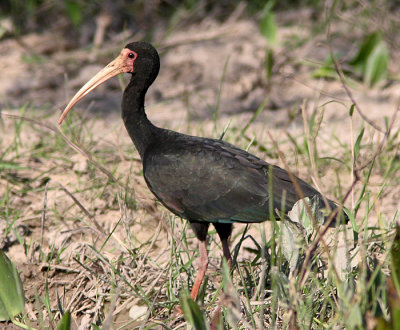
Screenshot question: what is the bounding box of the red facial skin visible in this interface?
[58,48,138,124]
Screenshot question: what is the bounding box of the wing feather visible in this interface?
[143,135,323,224]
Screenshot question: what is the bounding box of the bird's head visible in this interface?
[58,41,159,125]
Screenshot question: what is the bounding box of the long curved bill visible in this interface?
[58,51,130,125]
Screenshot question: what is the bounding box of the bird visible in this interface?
[58,41,346,301]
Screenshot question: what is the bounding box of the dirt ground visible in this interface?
[1,6,399,329]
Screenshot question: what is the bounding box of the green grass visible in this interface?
[1,90,399,328]
[1,1,400,328]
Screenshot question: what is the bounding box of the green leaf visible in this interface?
[265,48,274,81]
[65,1,83,26]
[347,304,363,328]
[387,277,400,329]
[57,311,71,330]
[281,220,302,273]
[312,55,337,80]
[350,32,382,72]
[393,308,400,330]
[0,162,27,170]
[349,104,355,117]
[0,251,25,321]
[376,317,391,330]
[180,294,208,330]
[241,98,268,135]
[354,127,365,160]
[391,226,400,291]
[365,43,389,87]
[259,3,277,45]
[383,227,400,329]
[349,31,389,86]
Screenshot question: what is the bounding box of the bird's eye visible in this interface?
[128,52,135,59]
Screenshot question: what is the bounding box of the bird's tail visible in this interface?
[314,195,349,227]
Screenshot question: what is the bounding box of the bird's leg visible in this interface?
[214,223,233,268]
[189,222,210,301]
[221,237,233,268]
[190,239,208,300]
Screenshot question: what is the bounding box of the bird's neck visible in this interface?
[121,81,158,159]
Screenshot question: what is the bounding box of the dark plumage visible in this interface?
[59,41,346,301]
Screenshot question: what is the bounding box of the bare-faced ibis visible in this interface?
[59,42,346,301]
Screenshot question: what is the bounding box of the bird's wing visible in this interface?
[143,137,321,224]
